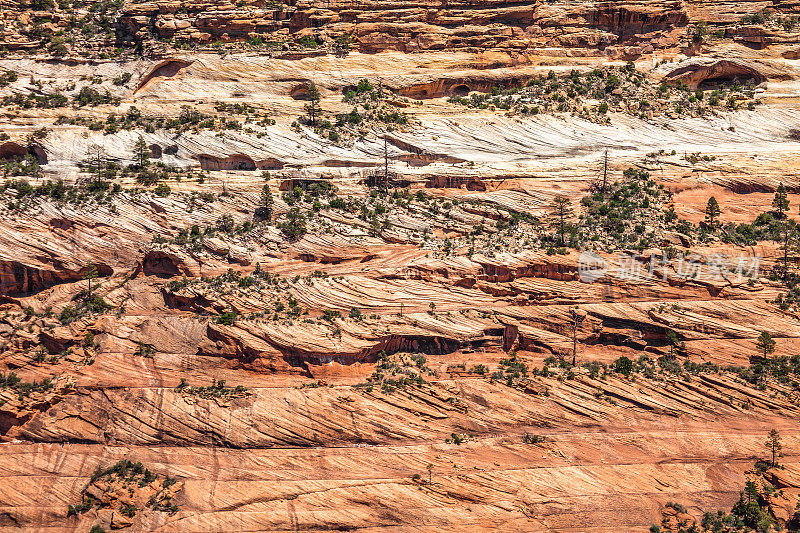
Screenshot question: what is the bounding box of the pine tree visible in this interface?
[773,183,789,218]
[779,221,798,280]
[279,207,307,241]
[550,195,573,247]
[704,196,721,228]
[133,136,150,169]
[570,307,586,366]
[755,330,776,360]
[765,429,782,468]
[258,183,273,222]
[600,150,608,195]
[83,265,98,299]
[666,330,686,357]
[305,82,321,126]
[667,330,678,357]
[87,144,105,181]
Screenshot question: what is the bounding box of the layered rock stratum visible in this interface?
[3,1,800,532]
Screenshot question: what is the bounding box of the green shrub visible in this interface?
[154,183,171,197]
[119,503,137,518]
[614,356,634,376]
[59,305,78,324]
[112,72,132,86]
[215,311,237,326]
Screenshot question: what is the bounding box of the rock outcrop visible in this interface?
[3,0,800,58]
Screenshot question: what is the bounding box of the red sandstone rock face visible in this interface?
[4,0,797,57]
[113,0,800,58]
[3,2,800,531]
[114,0,695,54]
[0,185,796,529]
